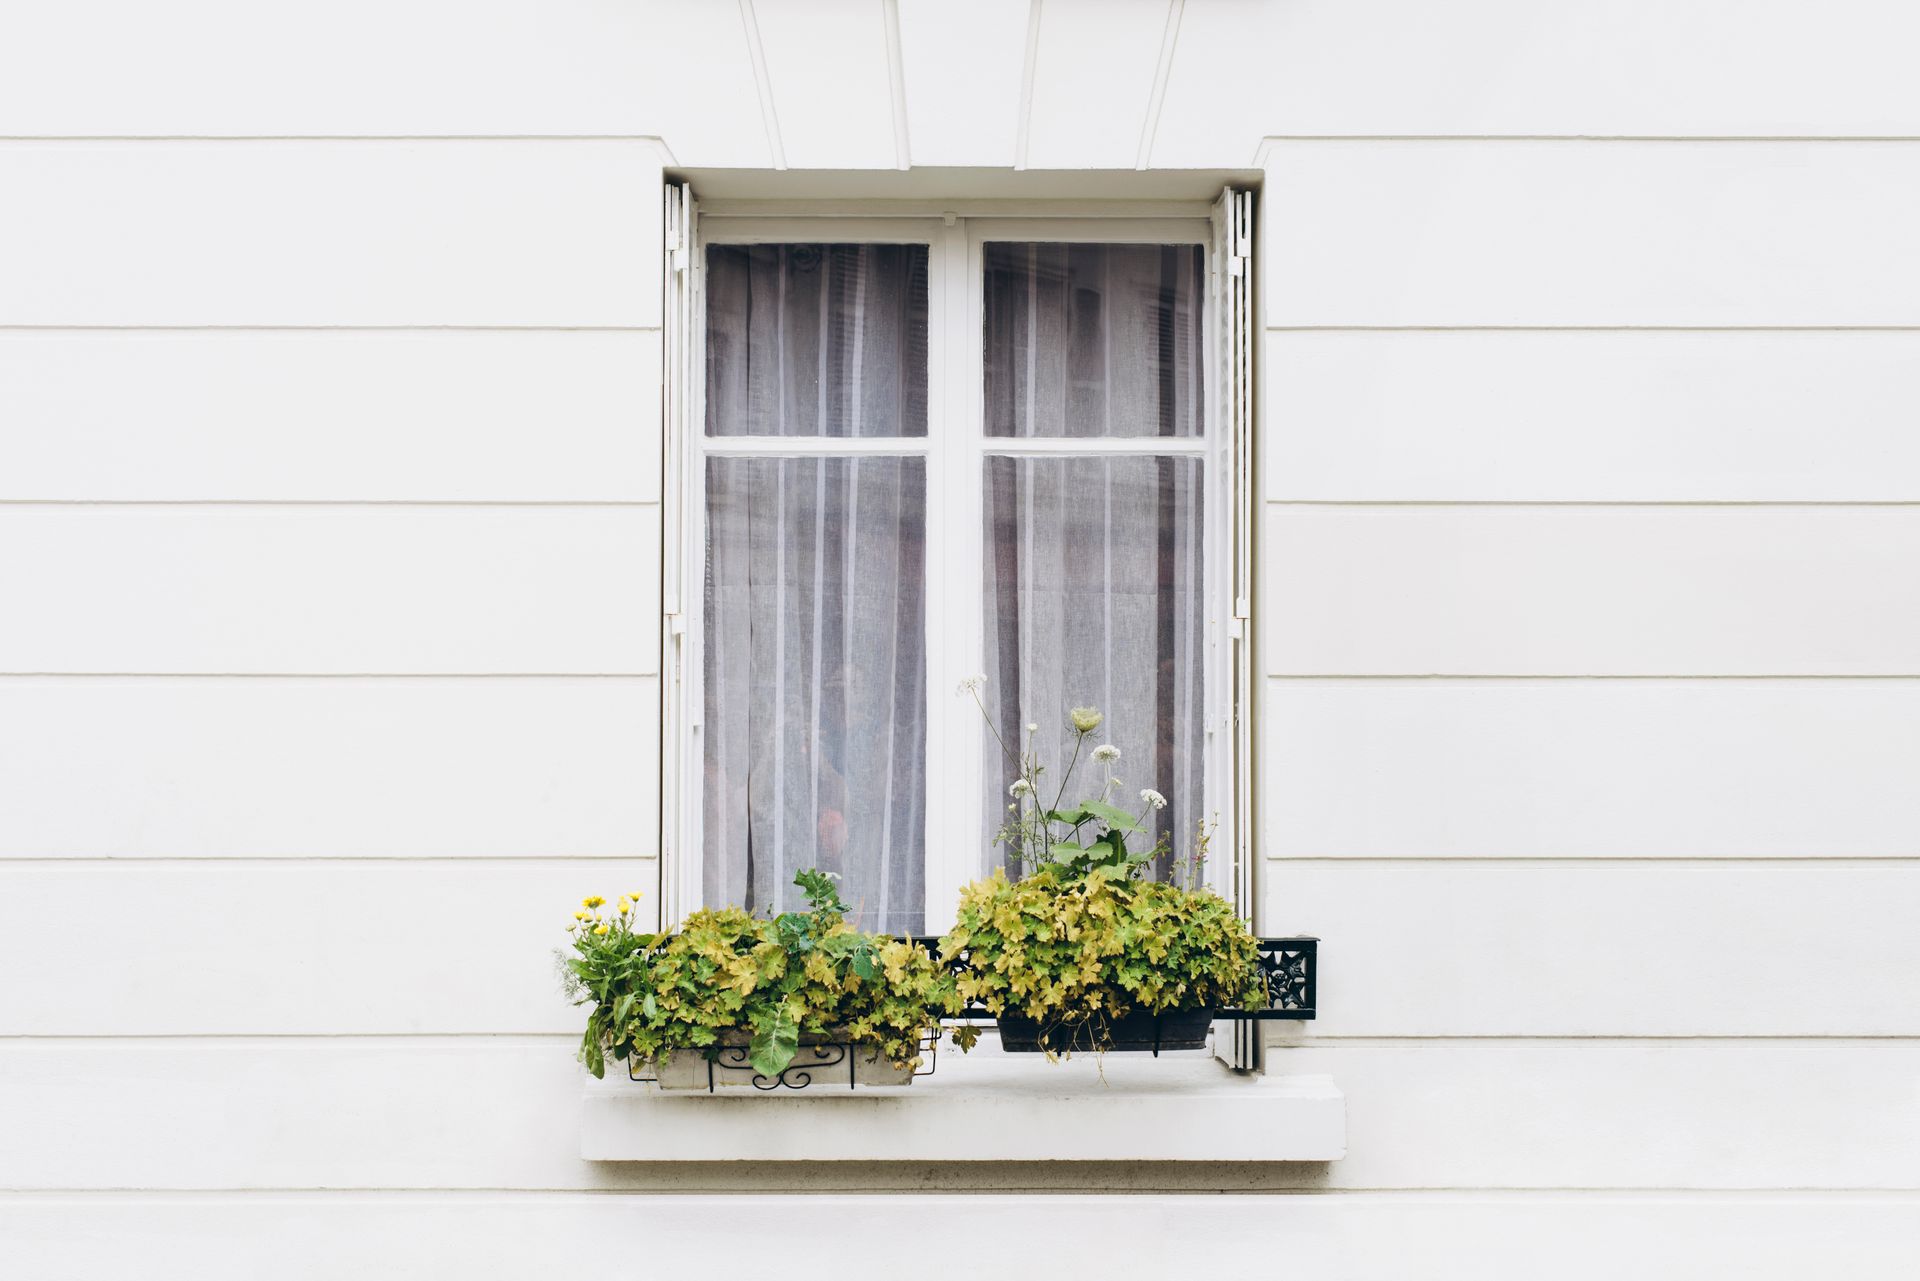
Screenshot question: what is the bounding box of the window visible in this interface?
[662,193,1252,939]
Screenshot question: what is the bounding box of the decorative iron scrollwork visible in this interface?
[712,1042,848,1091]
[1253,940,1316,1016]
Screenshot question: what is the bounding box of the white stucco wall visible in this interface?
[4,2,1918,1273]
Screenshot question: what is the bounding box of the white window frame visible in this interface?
[662,201,1235,936]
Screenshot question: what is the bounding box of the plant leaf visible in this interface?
[749,1010,799,1078]
[1081,799,1145,833]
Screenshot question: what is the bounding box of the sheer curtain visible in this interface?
[702,243,928,933]
[981,243,1207,877]
[984,456,1205,875]
[706,244,927,438]
[983,242,1203,438]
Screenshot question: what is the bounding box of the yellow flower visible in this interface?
[631,890,646,901]
[582,895,605,909]
[594,924,610,935]
[1069,706,1103,734]
[572,910,589,920]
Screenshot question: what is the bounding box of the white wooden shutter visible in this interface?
[659,179,701,929]
[1210,186,1260,1071]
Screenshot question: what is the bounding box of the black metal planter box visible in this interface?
[996,1007,1215,1054]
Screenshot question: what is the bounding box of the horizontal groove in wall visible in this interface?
[7,1031,1912,1046]
[0,499,660,510]
[0,672,656,680]
[1290,1035,1920,1047]
[0,854,655,865]
[1264,499,1920,508]
[0,325,660,334]
[1265,325,1920,333]
[0,1032,575,1044]
[1266,855,1920,866]
[0,499,659,508]
[17,852,1902,867]
[7,1188,1920,1202]
[16,1186,1920,1196]
[1265,674,1920,681]
[1258,135,1920,144]
[5,134,1920,145]
[0,135,677,144]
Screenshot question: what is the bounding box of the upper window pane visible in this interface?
[983,243,1204,438]
[705,243,929,438]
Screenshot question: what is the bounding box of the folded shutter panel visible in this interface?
[1210,186,1259,1071]
[660,179,700,928]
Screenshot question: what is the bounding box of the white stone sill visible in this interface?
[580,1043,1345,1163]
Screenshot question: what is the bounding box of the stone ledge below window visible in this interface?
[580,1048,1345,1163]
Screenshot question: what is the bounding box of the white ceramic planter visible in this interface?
[652,1033,916,1091]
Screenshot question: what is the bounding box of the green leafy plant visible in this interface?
[959,678,1205,885]
[940,863,1264,1053]
[560,872,960,1080]
[943,687,1266,1053]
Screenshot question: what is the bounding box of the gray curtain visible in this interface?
[702,242,929,932]
[983,455,1206,877]
[983,242,1204,438]
[706,243,928,438]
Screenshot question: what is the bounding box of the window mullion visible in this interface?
[919,219,982,933]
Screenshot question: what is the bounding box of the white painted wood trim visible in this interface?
[972,215,1211,245]
[700,435,931,456]
[697,215,944,244]
[979,436,1208,456]
[920,218,981,932]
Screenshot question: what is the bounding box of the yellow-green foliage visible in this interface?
[561,872,959,1079]
[939,865,1264,1040]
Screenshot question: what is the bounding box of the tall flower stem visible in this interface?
[1048,731,1086,826]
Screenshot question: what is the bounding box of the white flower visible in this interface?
[1140,788,1168,810]
[1026,722,1039,733]
[1009,779,1032,798]
[956,674,988,696]
[1091,744,1121,763]
[1069,706,1103,733]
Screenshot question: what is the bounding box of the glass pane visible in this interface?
[704,455,927,933]
[982,455,1205,877]
[983,242,1204,438]
[705,243,929,437]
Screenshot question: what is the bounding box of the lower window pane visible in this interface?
[704,455,927,932]
[983,455,1206,878]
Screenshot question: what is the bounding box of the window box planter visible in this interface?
[653,1033,918,1091]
